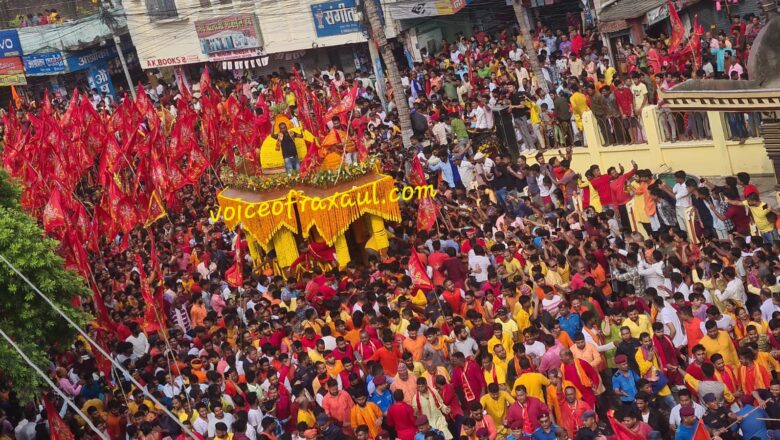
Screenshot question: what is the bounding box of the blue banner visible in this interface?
[0,30,22,57]
[311,0,362,37]
[86,62,116,102]
[23,52,65,75]
[65,45,118,73]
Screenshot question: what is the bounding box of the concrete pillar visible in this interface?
[581,111,604,167]
[706,110,735,176]
[641,106,665,169]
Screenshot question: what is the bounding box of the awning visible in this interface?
[598,0,700,33]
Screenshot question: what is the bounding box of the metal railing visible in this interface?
[594,115,647,146]
[656,109,712,143]
[724,111,762,141]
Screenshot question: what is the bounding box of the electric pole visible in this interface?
[512,0,548,93]
[99,5,136,100]
[361,0,413,148]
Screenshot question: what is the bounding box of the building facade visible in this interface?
[125,0,372,73]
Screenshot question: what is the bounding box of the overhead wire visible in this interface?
[0,327,110,440]
[0,253,200,440]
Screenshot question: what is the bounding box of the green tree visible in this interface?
[0,170,90,401]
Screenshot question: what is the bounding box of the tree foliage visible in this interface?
[0,172,90,402]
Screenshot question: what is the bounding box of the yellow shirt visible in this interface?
[621,315,653,339]
[512,372,550,401]
[545,269,568,290]
[513,308,532,335]
[700,331,739,369]
[604,67,617,86]
[483,362,508,387]
[744,200,774,233]
[487,333,514,357]
[504,258,523,280]
[496,318,520,340]
[634,348,671,396]
[480,391,515,429]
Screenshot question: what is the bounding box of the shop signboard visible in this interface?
[86,62,116,101]
[0,56,26,85]
[311,0,363,37]
[0,30,22,57]
[194,14,262,56]
[23,52,66,75]
[65,46,119,73]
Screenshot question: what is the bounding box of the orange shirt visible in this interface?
[557,332,574,348]
[591,264,612,297]
[402,335,427,361]
[350,403,383,439]
[368,347,401,376]
[684,318,704,355]
[190,304,206,328]
[322,390,354,426]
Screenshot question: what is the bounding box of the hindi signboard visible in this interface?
[194,14,262,56]
[311,0,363,37]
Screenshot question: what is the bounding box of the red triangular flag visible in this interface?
[606,410,645,440]
[408,248,433,291]
[324,84,359,121]
[416,195,440,232]
[43,395,75,440]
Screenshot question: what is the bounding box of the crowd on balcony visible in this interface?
[15,9,62,27]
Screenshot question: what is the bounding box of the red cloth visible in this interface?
[386,402,417,440]
[505,397,549,433]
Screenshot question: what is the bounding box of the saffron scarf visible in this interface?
[572,359,593,388]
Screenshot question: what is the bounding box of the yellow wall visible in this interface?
[529,106,772,178]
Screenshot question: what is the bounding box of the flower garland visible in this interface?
[222,157,380,192]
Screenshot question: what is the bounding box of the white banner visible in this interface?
[386,0,463,19]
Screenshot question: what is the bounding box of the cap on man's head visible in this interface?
[614,354,628,364]
[416,415,429,426]
[373,374,387,386]
[316,413,330,425]
[702,393,717,404]
[680,406,695,417]
[581,410,597,421]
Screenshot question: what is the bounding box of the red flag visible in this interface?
[43,395,75,440]
[668,1,685,53]
[410,155,427,187]
[176,66,192,101]
[417,195,440,232]
[225,262,243,287]
[324,84,359,121]
[408,248,433,291]
[606,411,644,440]
[692,420,712,440]
[42,188,67,235]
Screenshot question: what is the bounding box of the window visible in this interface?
[200,0,211,6]
[145,0,178,21]
[218,0,232,4]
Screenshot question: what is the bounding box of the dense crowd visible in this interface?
[3,9,780,440]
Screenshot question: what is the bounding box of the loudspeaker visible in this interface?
[492,106,518,159]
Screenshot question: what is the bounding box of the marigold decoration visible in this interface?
[216,170,399,268]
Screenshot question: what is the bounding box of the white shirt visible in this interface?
[716,278,747,304]
[659,304,687,348]
[125,333,149,358]
[700,314,735,333]
[524,341,546,359]
[509,48,524,62]
[673,183,691,208]
[638,260,665,289]
[458,160,476,190]
[470,106,488,129]
[761,297,780,322]
[669,402,705,428]
[468,254,491,282]
[207,413,235,438]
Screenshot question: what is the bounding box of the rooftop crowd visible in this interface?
[3,7,780,440]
